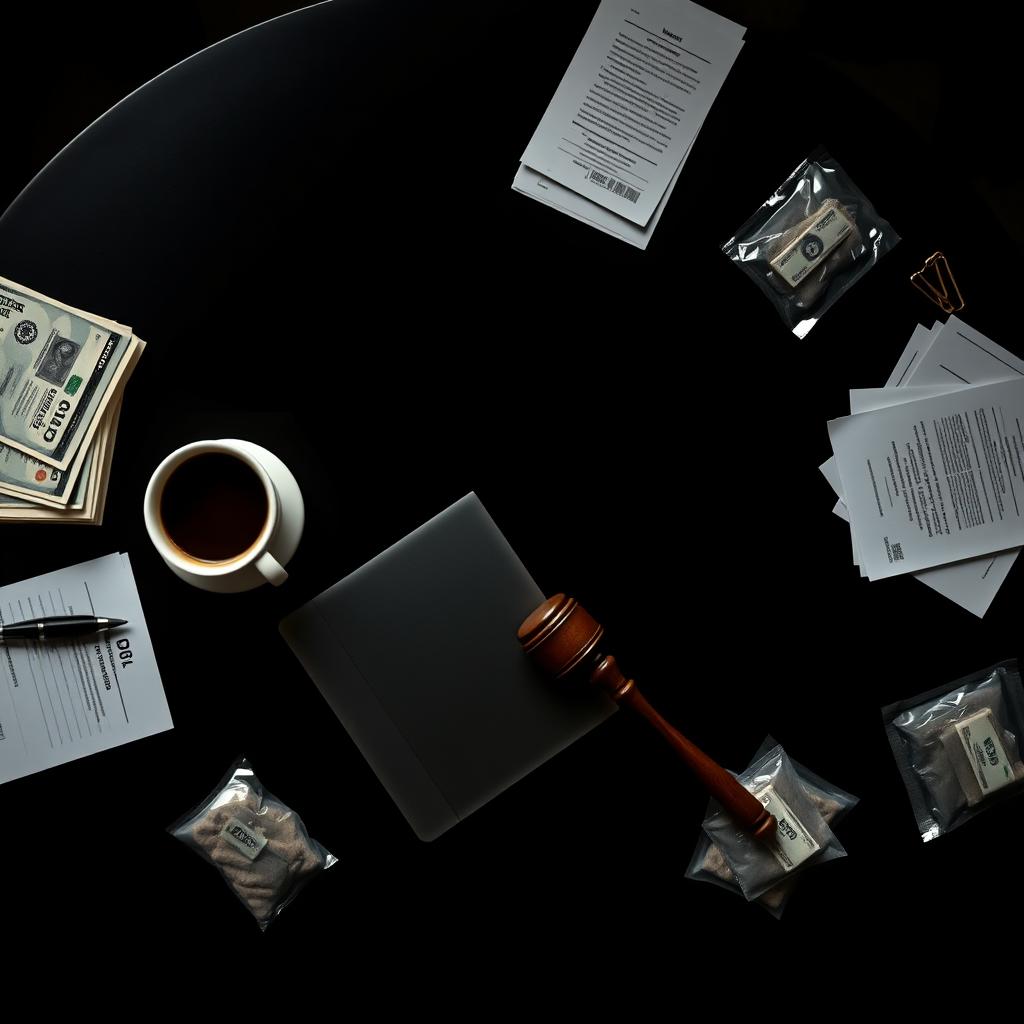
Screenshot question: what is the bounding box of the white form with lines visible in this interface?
[0,552,171,785]
[519,0,744,228]
[829,377,1024,581]
[821,317,1024,614]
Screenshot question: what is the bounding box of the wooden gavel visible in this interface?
[518,594,776,841]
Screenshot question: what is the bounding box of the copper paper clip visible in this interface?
[911,251,964,314]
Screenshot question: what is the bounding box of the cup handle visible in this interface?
[255,551,288,587]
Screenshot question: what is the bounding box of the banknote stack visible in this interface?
[0,274,145,524]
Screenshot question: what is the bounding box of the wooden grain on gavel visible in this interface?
[518,594,776,840]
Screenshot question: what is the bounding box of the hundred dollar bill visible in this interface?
[0,338,143,523]
[0,437,96,518]
[0,335,143,506]
[0,273,136,471]
[0,396,121,524]
[0,438,94,507]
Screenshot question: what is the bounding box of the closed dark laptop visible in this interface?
[280,493,614,840]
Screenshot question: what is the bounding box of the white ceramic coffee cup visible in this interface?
[144,439,288,592]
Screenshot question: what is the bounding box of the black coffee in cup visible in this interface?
[159,452,268,563]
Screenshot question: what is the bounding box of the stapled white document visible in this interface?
[514,0,744,246]
[829,377,1024,580]
[0,553,171,785]
[822,318,1024,614]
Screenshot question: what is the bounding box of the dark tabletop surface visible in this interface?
[1,0,1023,978]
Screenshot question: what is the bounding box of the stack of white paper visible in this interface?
[513,0,745,249]
[823,317,1024,617]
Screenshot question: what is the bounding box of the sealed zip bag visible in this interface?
[702,743,848,901]
[687,737,857,917]
[169,756,338,929]
[883,660,1024,841]
[722,149,899,338]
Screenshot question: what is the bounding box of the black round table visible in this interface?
[2,0,1023,968]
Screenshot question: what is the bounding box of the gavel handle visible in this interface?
[602,670,776,840]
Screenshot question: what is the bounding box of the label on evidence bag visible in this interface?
[954,710,1015,796]
[756,785,820,871]
[220,816,268,860]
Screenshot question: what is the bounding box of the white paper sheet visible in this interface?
[838,386,960,582]
[512,1,744,248]
[835,373,992,590]
[0,552,171,785]
[884,322,942,388]
[820,455,845,503]
[830,377,1024,580]
[909,316,1024,388]
[896,318,1024,612]
[518,0,744,228]
[820,324,943,508]
[849,386,964,413]
[821,321,1018,613]
[842,385,964,575]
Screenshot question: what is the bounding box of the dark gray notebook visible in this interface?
[280,493,615,840]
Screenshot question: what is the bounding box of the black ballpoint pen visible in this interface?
[0,615,128,642]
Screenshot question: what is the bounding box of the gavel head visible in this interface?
[517,594,604,680]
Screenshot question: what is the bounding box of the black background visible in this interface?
[1,0,1023,977]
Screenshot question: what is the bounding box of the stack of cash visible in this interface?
[0,274,145,524]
